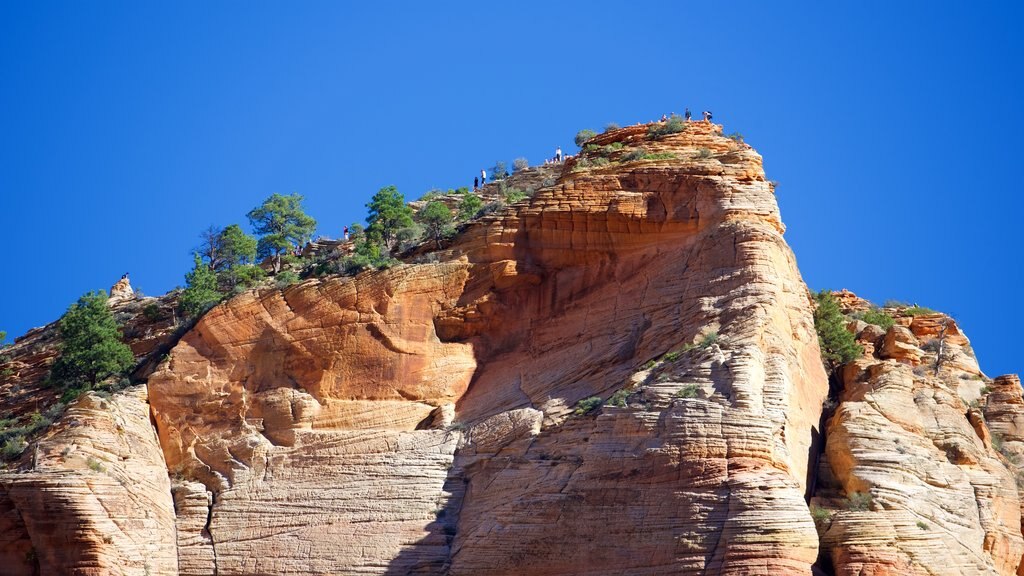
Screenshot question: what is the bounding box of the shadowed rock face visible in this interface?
[134,122,830,575]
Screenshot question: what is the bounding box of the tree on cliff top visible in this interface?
[813,290,863,374]
[365,186,413,251]
[417,201,454,250]
[180,253,224,318]
[198,224,257,272]
[247,193,317,273]
[50,291,135,389]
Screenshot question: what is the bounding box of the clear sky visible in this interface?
[1,2,1021,376]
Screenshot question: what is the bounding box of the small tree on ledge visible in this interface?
[247,193,317,273]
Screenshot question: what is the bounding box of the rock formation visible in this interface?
[0,121,1019,575]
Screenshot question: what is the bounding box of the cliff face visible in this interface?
[137,121,829,575]
[1,120,1018,575]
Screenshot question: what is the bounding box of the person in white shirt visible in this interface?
[480,169,487,183]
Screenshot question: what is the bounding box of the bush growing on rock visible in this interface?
[604,122,620,132]
[573,396,603,415]
[180,254,223,318]
[457,194,484,221]
[50,291,135,404]
[675,384,700,399]
[648,115,687,138]
[813,290,863,374]
[574,129,597,147]
[856,307,895,330]
[844,491,873,511]
[366,186,414,251]
[417,201,454,250]
[513,157,529,172]
[490,161,509,181]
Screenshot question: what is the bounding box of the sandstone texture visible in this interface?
[1,121,1019,576]
[815,306,1023,575]
[139,121,829,574]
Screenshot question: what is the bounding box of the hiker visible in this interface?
[480,169,486,184]
[660,114,667,121]
[703,110,713,122]
[474,176,479,190]
[343,226,349,241]
[685,108,691,121]
[556,147,562,162]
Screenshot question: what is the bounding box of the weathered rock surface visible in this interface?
[816,303,1023,575]
[138,121,829,574]
[0,386,177,575]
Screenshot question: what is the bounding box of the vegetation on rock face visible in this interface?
[574,129,597,147]
[813,290,863,373]
[180,254,223,318]
[366,186,414,251]
[197,224,263,290]
[857,307,895,330]
[417,201,454,250]
[574,396,603,415]
[457,193,484,221]
[903,305,937,316]
[50,291,135,394]
[648,115,687,138]
[513,157,529,172]
[247,193,317,273]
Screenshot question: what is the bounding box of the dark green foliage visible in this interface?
[275,270,300,288]
[503,188,529,204]
[50,291,135,390]
[608,389,632,407]
[366,186,414,251]
[417,201,454,249]
[698,331,719,349]
[858,308,895,330]
[513,157,529,172]
[199,224,258,274]
[675,384,700,398]
[419,189,443,202]
[648,115,687,138]
[180,254,223,318]
[574,129,597,147]
[904,306,937,316]
[0,405,64,460]
[338,238,396,275]
[142,303,163,321]
[0,330,6,345]
[573,396,603,415]
[247,193,317,272]
[813,290,863,373]
[457,194,484,221]
[225,264,265,292]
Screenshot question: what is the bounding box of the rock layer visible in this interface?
[144,121,830,574]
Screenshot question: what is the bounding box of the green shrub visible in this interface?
[275,270,300,288]
[457,194,484,221]
[663,350,681,362]
[623,147,647,162]
[490,160,509,180]
[1,437,27,459]
[366,186,414,251]
[51,291,135,390]
[979,385,991,395]
[696,148,713,159]
[574,129,597,147]
[643,152,676,160]
[916,521,929,530]
[419,189,443,202]
[477,201,505,217]
[724,132,744,143]
[503,188,529,204]
[641,359,656,370]
[844,491,873,511]
[604,122,620,132]
[87,457,105,472]
[248,193,317,273]
[142,303,163,321]
[813,290,864,373]
[904,306,937,316]
[675,384,700,399]
[859,308,895,330]
[513,157,529,172]
[608,389,631,407]
[698,332,719,349]
[648,115,687,138]
[884,299,910,308]
[573,396,603,415]
[810,505,833,525]
[573,156,610,171]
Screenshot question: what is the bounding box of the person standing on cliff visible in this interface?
[474,176,479,190]
[556,147,562,162]
[685,108,691,121]
[480,169,486,184]
[343,226,349,241]
[703,110,713,122]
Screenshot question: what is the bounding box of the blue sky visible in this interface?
[1,2,1021,376]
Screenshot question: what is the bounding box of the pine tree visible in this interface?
[417,201,453,249]
[50,291,135,389]
[247,193,317,272]
[180,253,223,318]
[813,290,863,373]
[366,186,414,251]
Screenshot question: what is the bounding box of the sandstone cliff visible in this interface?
[0,120,1018,575]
